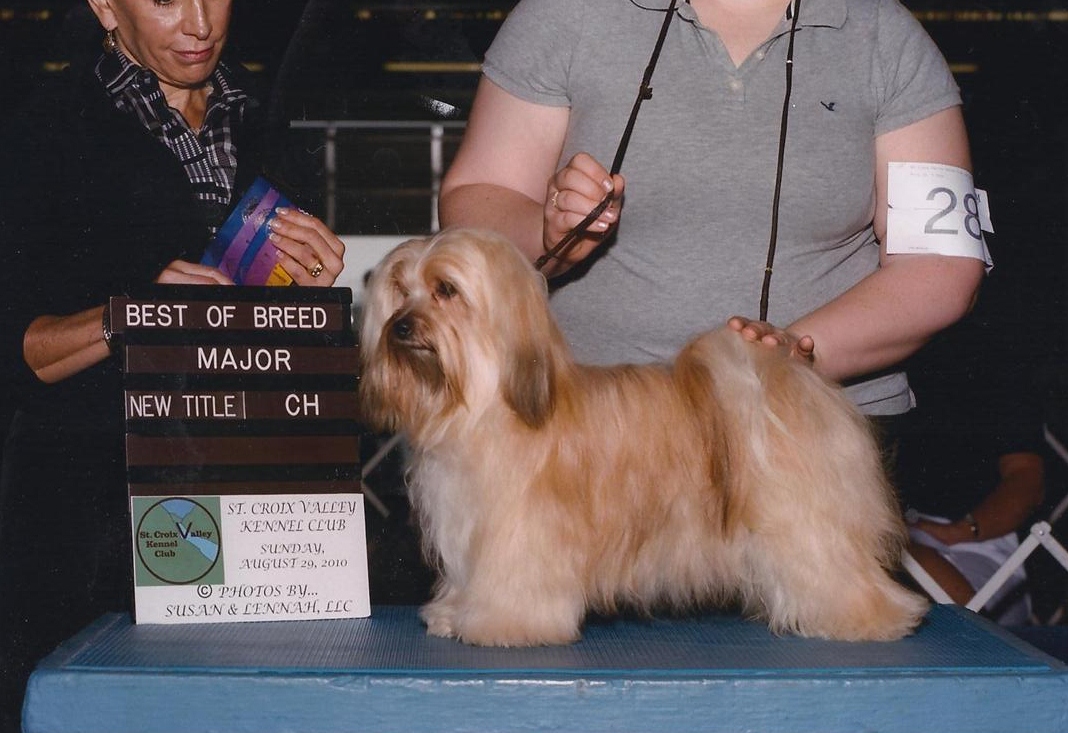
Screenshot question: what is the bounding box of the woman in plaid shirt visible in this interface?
[0,3,346,729]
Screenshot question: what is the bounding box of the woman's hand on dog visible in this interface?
[728,316,815,365]
[541,153,625,273]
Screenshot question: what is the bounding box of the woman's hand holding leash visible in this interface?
[538,153,624,273]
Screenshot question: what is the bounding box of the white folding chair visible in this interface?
[359,433,406,518]
[904,422,1068,619]
[1044,423,1068,524]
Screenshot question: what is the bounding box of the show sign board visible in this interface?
[112,286,370,624]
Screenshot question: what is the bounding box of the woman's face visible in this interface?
[89,0,233,93]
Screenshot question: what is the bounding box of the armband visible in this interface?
[886,162,994,271]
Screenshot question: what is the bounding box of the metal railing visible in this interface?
[289,119,467,234]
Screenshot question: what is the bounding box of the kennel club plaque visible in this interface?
[112,286,370,625]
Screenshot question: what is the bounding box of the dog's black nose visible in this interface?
[391,315,414,340]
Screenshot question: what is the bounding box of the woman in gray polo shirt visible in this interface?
[439,0,985,419]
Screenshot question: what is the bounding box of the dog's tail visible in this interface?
[679,329,928,640]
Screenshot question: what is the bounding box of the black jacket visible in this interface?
[0,58,271,427]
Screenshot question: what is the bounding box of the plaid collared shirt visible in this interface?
[95,50,252,231]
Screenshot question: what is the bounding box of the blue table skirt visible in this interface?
[24,604,1068,733]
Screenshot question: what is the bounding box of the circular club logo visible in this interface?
[135,497,222,585]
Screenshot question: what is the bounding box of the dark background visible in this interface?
[2,2,1066,456]
[2,0,1067,607]
[2,1,1063,320]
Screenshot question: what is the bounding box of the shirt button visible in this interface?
[755,50,766,60]
[729,78,743,92]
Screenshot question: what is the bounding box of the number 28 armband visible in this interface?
[886,162,994,271]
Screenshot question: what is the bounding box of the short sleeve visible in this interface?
[481,0,589,108]
[872,0,961,136]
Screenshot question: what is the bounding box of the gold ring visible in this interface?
[308,261,324,278]
[550,190,561,210]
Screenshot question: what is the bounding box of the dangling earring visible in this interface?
[103,28,118,54]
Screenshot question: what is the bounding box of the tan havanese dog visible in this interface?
[359,228,928,646]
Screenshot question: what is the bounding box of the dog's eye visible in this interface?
[434,280,458,301]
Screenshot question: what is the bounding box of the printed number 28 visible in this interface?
[924,187,982,240]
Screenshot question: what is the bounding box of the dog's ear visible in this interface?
[499,273,559,431]
[469,228,563,429]
[502,344,556,429]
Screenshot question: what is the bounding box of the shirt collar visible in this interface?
[677,0,847,31]
[790,0,847,30]
[96,47,143,98]
[95,49,250,111]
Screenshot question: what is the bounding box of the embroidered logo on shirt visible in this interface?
[820,101,837,112]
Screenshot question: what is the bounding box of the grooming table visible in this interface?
[22,605,1068,733]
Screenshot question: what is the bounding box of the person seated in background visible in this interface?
[897,318,1046,625]
[0,1,345,730]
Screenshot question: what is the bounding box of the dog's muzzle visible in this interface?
[388,313,435,355]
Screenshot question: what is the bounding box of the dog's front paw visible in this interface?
[420,599,458,639]
[456,615,582,647]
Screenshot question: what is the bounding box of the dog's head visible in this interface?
[359,229,568,442]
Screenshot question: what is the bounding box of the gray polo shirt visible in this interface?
[482,0,961,414]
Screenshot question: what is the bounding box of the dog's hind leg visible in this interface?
[695,331,928,640]
[736,401,929,639]
[743,528,929,641]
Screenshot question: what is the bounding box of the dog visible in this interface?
[358,228,928,646]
